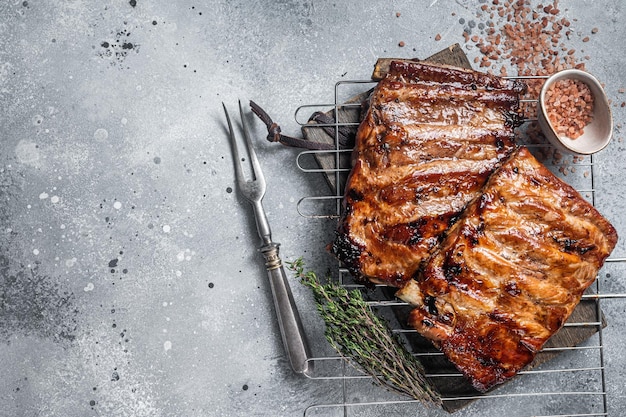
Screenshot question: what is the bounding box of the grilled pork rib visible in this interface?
[396,147,618,392]
[329,61,526,287]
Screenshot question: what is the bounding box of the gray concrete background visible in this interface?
[1,1,625,416]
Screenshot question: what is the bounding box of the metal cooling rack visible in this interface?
[294,79,626,417]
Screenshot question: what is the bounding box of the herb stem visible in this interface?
[288,258,442,407]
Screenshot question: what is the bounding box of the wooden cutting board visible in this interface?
[300,44,605,413]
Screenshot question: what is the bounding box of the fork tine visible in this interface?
[223,102,246,188]
[238,100,265,185]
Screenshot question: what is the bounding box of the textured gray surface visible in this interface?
[1,1,625,416]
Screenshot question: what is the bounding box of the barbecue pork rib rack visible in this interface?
[329,60,526,288]
[397,146,617,391]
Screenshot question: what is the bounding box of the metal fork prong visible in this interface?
[224,101,272,243]
[223,102,246,191]
[238,100,266,189]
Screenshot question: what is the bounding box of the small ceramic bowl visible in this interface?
[537,69,613,155]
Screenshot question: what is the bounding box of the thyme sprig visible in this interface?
[289,258,441,407]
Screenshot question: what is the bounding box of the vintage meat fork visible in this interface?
[222,101,312,375]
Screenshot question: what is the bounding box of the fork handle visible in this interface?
[260,243,313,375]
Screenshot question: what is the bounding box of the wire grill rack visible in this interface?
[293,79,626,417]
